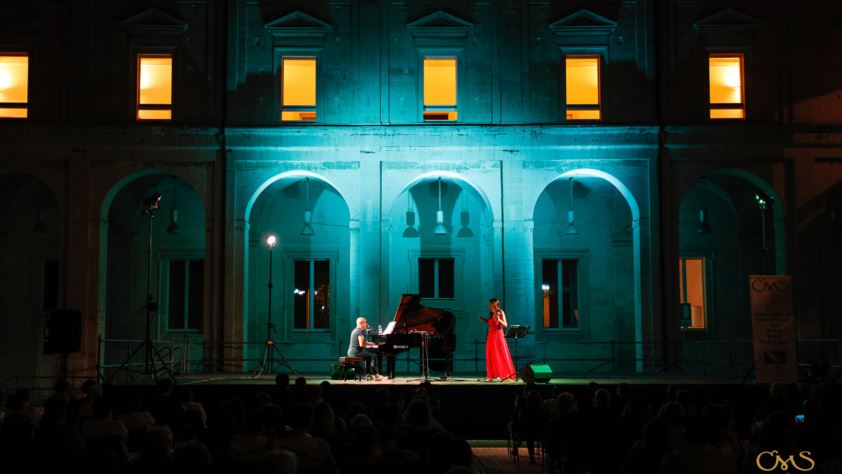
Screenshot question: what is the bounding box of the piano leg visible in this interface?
[388,355,397,379]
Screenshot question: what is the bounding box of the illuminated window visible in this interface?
[423,58,457,121]
[0,54,29,119]
[137,54,173,121]
[565,55,600,121]
[294,259,330,329]
[709,54,745,119]
[679,257,706,329]
[282,57,317,121]
[419,258,455,298]
[166,259,204,331]
[542,259,579,329]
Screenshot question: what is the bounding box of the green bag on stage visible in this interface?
[330,362,342,380]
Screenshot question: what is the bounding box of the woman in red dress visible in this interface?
[481,298,516,382]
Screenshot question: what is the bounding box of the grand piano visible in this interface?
[369,294,456,379]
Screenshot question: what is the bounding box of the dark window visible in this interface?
[419,258,435,298]
[293,259,331,330]
[167,259,204,331]
[418,258,455,299]
[542,259,579,329]
[188,260,204,330]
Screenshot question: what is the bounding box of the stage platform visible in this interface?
[110,372,775,439]
[177,373,748,386]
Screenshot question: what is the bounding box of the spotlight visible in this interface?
[754,193,768,210]
[266,234,277,248]
[143,193,162,215]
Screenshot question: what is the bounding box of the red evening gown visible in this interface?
[485,311,516,380]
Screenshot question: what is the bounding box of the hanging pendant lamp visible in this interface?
[402,191,420,238]
[433,177,447,235]
[301,178,314,236]
[564,177,579,235]
[167,177,181,234]
[457,189,474,238]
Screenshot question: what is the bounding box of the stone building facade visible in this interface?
[0,0,840,382]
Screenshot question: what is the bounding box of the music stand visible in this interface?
[505,325,529,381]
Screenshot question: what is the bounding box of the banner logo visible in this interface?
[755,450,815,472]
[750,278,791,293]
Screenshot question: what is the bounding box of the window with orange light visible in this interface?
[542,259,579,329]
[282,57,317,121]
[679,257,706,329]
[565,55,601,121]
[0,54,29,119]
[137,54,173,121]
[423,57,457,121]
[708,54,745,119]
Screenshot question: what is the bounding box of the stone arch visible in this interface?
[676,168,787,372]
[532,168,643,371]
[98,170,207,380]
[244,171,352,372]
[0,173,62,384]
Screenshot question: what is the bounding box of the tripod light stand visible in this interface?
[108,192,176,383]
[252,234,298,378]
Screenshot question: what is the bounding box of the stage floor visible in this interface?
[176,372,746,386]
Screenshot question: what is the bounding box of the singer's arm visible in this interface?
[498,310,508,328]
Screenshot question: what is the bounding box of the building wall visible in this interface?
[0,0,840,381]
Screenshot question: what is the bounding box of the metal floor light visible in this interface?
[252,234,298,378]
[108,192,176,383]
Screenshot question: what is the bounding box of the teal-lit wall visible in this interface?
[224,126,656,374]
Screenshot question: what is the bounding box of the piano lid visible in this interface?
[389,294,453,334]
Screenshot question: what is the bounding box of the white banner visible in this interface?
[749,275,798,384]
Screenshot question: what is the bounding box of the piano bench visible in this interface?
[338,357,365,381]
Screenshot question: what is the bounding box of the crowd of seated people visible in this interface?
[3,376,841,474]
[0,375,474,474]
[509,381,842,474]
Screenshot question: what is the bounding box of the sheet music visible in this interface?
[383,321,397,335]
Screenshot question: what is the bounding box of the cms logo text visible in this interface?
[756,450,815,472]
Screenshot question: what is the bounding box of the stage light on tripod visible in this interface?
[143,193,162,214]
[266,234,277,248]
